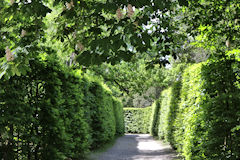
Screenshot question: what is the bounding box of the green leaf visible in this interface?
[178,0,189,6]
[0,70,6,79]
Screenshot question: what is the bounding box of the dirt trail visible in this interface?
[89,134,179,160]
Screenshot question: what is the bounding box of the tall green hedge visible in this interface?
[124,107,152,133]
[150,100,161,137]
[150,58,240,159]
[157,88,171,140]
[0,56,124,159]
[150,80,182,148]
[173,63,205,159]
[113,97,125,135]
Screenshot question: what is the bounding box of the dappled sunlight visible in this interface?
[1,0,240,159]
[136,135,167,152]
[90,134,178,160]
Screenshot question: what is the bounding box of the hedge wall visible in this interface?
[124,107,152,133]
[0,56,124,159]
[157,88,171,140]
[113,97,125,135]
[150,58,240,159]
[150,100,161,137]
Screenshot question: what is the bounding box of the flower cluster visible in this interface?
[66,0,74,10]
[72,31,77,39]
[226,39,230,48]
[116,4,135,20]
[75,42,84,51]
[10,0,15,5]
[116,8,123,20]
[21,29,27,37]
[127,4,134,18]
[5,47,14,61]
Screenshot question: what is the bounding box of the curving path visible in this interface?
[89,134,180,160]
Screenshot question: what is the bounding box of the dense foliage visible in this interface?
[150,58,240,159]
[124,107,152,134]
[88,58,170,109]
[1,0,239,77]
[150,79,182,145]
[150,100,160,137]
[0,56,124,159]
[89,59,166,96]
[1,0,240,159]
[183,0,240,48]
[112,97,125,135]
[0,0,191,80]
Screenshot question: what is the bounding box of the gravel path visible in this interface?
[89,134,179,160]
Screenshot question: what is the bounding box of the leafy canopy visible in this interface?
[1,0,239,79]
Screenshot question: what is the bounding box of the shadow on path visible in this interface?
[89,134,180,160]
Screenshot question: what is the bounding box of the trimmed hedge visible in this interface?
[113,97,125,135]
[150,81,182,147]
[124,107,152,133]
[158,88,171,140]
[84,80,116,149]
[150,58,240,159]
[150,100,161,137]
[0,56,124,159]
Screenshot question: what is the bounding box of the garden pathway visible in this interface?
[89,134,179,160]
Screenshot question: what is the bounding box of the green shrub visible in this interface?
[80,76,125,149]
[174,63,206,159]
[152,58,240,160]
[59,70,91,159]
[87,81,116,149]
[150,64,184,143]
[158,88,171,140]
[198,58,240,159]
[0,58,84,159]
[124,107,152,133]
[167,80,182,148]
[156,81,182,145]
[175,59,240,160]
[113,97,125,135]
[0,56,124,159]
[150,100,161,137]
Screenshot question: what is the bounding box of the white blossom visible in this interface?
[21,29,27,37]
[5,46,14,61]
[70,0,74,7]
[127,4,134,18]
[75,42,84,51]
[66,2,71,10]
[66,0,74,10]
[72,31,77,39]
[116,8,123,20]
[235,19,239,24]
[226,39,230,48]
[70,52,76,58]
[10,0,15,5]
